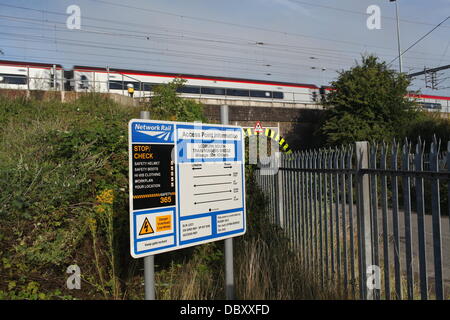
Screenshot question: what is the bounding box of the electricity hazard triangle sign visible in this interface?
[139,217,154,235]
[254,121,264,133]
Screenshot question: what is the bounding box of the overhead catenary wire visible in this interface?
[88,0,450,38]
[0,14,363,73]
[0,22,357,68]
[0,34,343,81]
[0,31,347,72]
[1,3,448,68]
[0,47,336,81]
[0,13,442,74]
[1,18,448,67]
[388,16,450,68]
[290,0,450,30]
[0,2,429,56]
[1,29,431,75]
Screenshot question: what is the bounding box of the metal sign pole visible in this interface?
[140,110,156,300]
[221,105,234,300]
[144,255,155,300]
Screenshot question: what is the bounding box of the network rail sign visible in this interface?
[128,120,246,258]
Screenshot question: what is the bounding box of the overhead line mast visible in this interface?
[408,64,450,78]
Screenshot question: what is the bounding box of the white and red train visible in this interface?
[0,59,449,111]
[319,86,450,112]
[0,59,318,103]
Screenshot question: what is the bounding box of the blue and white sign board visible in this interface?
[129,119,246,258]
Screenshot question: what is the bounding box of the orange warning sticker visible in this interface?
[139,217,154,235]
[156,215,172,232]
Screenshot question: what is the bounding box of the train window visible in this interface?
[177,86,201,94]
[250,90,272,98]
[273,92,284,99]
[201,87,225,95]
[50,74,55,88]
[108,80,123,90]
[0,73,27,85]
[142,83,153,91]
[80,75,89,89]
[226,88,249,97]
[109,81,143,90]
[420,102,442,110]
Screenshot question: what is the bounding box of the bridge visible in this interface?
[138,94,325,150]
[191,97,324,151]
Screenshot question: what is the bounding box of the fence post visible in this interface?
[26,66,30,99]
[52,65,57,91]
[355,141,373,300]
[276,152,284,227]
[107,66,110,93]
[430,136,444,300]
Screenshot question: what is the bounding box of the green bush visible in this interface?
[319,55,419,146]
[0,93,136,299]
[0,81,208,300]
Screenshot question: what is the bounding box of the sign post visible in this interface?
[221,105,234,300]
[129,116,246,297]
[139,111,156,300]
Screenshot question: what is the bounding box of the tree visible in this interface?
[319,55,419,146]
[150,78,206,122]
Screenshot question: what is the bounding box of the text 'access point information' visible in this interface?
[128,120,246,258]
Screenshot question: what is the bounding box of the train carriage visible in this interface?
[72,65,319,103]
[0,60,64,91]
[3,59,450,111]
[407,93,450,113]
[320,84,450,113]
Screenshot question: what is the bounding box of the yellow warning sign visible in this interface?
[139,217,154,235]
[156,215,172,232]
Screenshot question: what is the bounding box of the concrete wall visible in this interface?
[0,89,138,107]
[187,97,323,110]
[62,92,138,106]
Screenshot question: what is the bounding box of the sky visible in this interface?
[1,0,450,95]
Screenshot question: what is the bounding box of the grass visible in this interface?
[235,237,346,299]
[0,93,139,299]
[150,167,346,300]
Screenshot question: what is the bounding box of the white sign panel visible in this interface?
[129,120,246,258]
